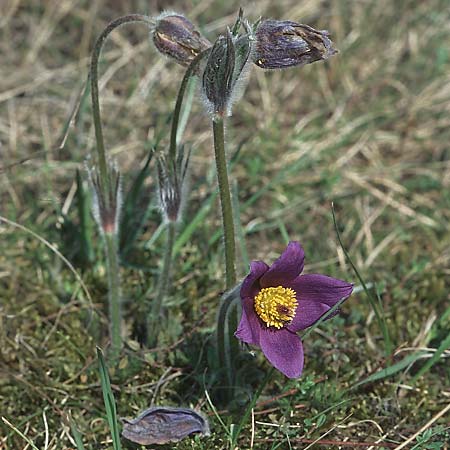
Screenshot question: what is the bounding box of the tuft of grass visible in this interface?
[1,0,449,448]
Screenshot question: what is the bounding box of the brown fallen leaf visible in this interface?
[121,406,210,445]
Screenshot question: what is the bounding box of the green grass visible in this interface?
[1,0,450,448]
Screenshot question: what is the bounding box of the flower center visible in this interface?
[254,286,297,329]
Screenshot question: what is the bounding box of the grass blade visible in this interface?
[352,351,428,388]
[1,417,40,450]
[69,418,85,450]
[173,191,217,255]
[97,347,122,450]
[120,151,154,255]
[331,204,392,356]
[411,331,450,383]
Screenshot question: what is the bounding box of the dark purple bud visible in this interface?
[254,19,337,70]
[121,406,210,445]
[152,13,211,67]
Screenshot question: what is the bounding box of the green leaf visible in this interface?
[97,347,122,450]
[352,351,428,388]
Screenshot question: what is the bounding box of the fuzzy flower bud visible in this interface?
[152,12,211,67]
[202,23,254,119]
[86,160,122,236]
[254,19,337,70]
[157,147,190,223]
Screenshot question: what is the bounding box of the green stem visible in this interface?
[90,14,154,359]
[212,118,237,288]
[215,287,238,387]
[147,221,176,347]
[169,50,209,162]
[90,14,154,200]
[213,117,239,390]
[105,233,122,360]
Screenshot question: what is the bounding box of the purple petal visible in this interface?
[235,297,261,345]
[240,261,269,299]
[259,328,304,378]
[261,242,305,288]
[286,274,353,332]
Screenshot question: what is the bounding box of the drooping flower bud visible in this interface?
[157,146,190,223]
[202,23,254,119]
[86,159,122,236]
[152,12,211,67]
[253,19,337,70]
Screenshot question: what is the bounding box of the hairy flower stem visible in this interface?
[169,50,209,161]
[105,233,122,360]
[213,118,237,288]
[90,14,154,199]
[148,221,176,347]
[213,117,239,386]
[90,14,153,357]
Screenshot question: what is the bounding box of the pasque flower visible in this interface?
[152,13,211,67]
[253,19,337,69]
[235,242,353,378]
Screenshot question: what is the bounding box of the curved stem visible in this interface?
[90,14,153,359]
[216,286,239,388]
[169,49,210,161]
[90,14,154,199]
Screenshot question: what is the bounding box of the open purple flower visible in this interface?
[235,241,353,378]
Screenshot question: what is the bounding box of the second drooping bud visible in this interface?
[253,19,337,70]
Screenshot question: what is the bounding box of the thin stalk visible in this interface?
[212,118,237,288]
[169,50,210,161]
[105,233,122,360]
[215,286,239,387]
[212,117,239,389]
[90,14,153,358]
[148,221,176,347]
[90,14,154,200]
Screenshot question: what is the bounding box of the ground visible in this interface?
[0,0,449,449]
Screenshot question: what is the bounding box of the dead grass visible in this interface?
[1,0,449,448]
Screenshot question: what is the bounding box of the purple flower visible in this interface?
[152,13,211,67]
[253,19,337,70]
[235,242,353,378]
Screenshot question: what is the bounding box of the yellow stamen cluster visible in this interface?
[254,286,297,329]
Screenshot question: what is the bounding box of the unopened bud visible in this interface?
[254,19,337,70]
[152,12,211,67]
[202,31,235,118]
[202,25,254,119]
[86,160,122,236]
[157,147,190,223]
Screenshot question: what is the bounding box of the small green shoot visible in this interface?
[97,347,122,450]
